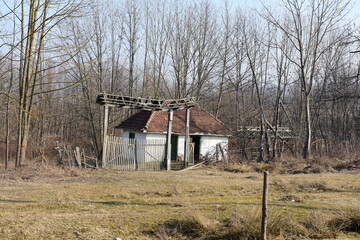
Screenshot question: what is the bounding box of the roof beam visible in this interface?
[96,93,195,111]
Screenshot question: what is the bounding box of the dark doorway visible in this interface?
[171,135,178,160]
[190,135,201,163]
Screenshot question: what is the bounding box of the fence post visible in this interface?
[102,104,109,168]
[184,108,190,169]
[165,109,173,170]
[134,139,138,170]
[261,171,269,240]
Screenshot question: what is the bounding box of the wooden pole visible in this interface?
[261,171,269,240]
[134,140,138,170]
[184,108,190,169]
[165,109,173,170]
[102,104,109,168]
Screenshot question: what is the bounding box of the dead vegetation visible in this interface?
[221,154,360,175]
[0,163,82,181]
[0,164,359,239]
[154,206,360,240]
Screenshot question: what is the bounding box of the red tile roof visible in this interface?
[116,106,232,136]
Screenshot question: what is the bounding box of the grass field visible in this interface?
[0,165,359,239]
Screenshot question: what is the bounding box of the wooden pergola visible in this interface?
[236,126,296,139]
[96,93,196,170]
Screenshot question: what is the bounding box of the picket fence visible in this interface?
[104,136,166,171]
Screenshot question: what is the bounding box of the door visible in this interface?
[171,135,178,160]
[190,135,201,163]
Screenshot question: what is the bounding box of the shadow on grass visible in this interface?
[0,199,36,203]
[0,198,339,213]
[77,200,337,212]
[77,200,183,207]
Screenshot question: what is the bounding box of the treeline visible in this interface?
[0,0,359,168]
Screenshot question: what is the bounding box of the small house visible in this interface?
[116,106,233,163]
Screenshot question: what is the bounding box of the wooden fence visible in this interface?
[105,136,166,171]
[56,145,98,168]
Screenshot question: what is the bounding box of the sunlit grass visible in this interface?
[0,166,359,239]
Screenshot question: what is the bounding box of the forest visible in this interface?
[0,0,359,169]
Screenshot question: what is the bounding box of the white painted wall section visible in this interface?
[177,136,185,156]
[122,131,130,138]
[200,136,228,159]
[121,131,165,163]
[122,131,228,161]
[144,133,167,141]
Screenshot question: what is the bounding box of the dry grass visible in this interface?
[0,164,359,239]
[154,206,360,240]
[330,207,360,233]
[222,164,253,173]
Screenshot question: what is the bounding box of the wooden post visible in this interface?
[134,139,138,170]
[261,171,269,240]
[102,104,109,168]
[165,109,173,170]
[184,108,190,169]
[74,147,82,168]
[82,148,86,168]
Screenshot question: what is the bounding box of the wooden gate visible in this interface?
[188,143,195,165]
[105,136,166,170]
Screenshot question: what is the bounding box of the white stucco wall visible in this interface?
[122,131,228,161]
[178,135,228,160]
[178,135,228,159]
[121,131,165,163]
[123,131,152,140]
[122,131,130,138]
[200,136,228,159]
[177,136,186,156]
[144,133,167,141]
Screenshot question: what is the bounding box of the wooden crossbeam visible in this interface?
[236,126,297,139]
[96,93,195,111]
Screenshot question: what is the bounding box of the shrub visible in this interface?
[154,213,222,239]
[154,207,360,239]
[302,212,338,239]
[330,207,360,233]
[223,164,253,173]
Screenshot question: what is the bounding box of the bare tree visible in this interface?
[167,1,195,99]
[214,1,233,118]
[262,0,350,159]
[190,1,218,102]
[143,0,169,98]
[124,0,140,98]
[15,0,84,166]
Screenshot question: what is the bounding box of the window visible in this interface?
[129,132,135,139]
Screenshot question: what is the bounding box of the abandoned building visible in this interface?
[116,106,233,164]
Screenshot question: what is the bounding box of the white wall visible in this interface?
[122,131,148,140]
[122,131,228,161]
[178,135,228,160]
[122,131,130,138]
[200,136,228,160]
[144,133,167,141]
[121,131,165,163]
[177,136,186,156]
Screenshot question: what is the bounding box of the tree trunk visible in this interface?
[303,95,312,159]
